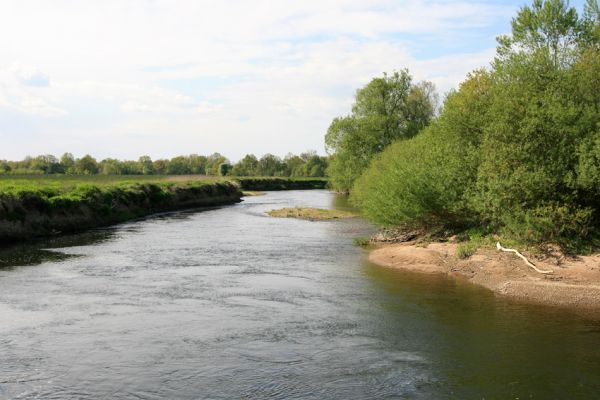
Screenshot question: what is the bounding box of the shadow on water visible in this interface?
[0,230,114,270]
[362,261,600,398]
[0,205,230,270]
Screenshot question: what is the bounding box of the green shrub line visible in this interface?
[344,1,600,254]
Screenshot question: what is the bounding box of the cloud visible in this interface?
[0,0,524,160]
[18,70,50,87]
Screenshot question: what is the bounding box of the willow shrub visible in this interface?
[351,1,600,251]
[351,71,491,230]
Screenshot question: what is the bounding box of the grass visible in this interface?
[0,174,221,195]
[267,207,357,221]
[352,236,371,247]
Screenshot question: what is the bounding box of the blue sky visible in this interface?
[0,0,589,161]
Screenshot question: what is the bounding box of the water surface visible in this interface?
[1,190,599,399]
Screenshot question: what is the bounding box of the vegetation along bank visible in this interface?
[0,176,331,243]
[0,177,243,243]
[324,0,600,309]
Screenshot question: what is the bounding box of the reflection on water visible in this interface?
[0,190,599,399]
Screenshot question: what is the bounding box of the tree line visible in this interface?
[0,151,328,177]
[327,0,600,252]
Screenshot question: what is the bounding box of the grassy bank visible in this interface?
[0,175,331,243]
[0,176,241,243]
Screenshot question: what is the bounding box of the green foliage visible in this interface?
[218,163,232,176]
[325,70,437,192]
[349,0,600,252]
[456,243,478,259]
[352,236,371,247]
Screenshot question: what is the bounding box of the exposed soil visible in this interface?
[267,207,358,221]
[369,242,600,312]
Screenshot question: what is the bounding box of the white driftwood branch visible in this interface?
[496,242,553,274]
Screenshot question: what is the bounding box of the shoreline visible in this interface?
[369,242,600,312]
[0,181,242,244]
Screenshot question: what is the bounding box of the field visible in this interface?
[0,175,329,195]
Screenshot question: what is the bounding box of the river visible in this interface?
[1,190,599,399]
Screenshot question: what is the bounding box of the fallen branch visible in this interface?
[496,242,553,274]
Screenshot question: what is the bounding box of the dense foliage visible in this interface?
[0,151,328,178]
[325,70,438,192]
[350,0,600,251]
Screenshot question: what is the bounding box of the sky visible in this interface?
[0,0,588,162]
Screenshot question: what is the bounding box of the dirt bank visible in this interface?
[369,242,600,311]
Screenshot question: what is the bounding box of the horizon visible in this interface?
[0,0,587,161]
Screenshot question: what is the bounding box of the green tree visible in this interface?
[74,155,99,175]
[138,156,154,175]
[218,162,232,176]
[303,155,328,177]
[99,159,123,175]
[206,153,227,175]
[60,152,75,174]
[325,70,437,192]
[188,154,208,174]
[167,156,191,175]
[257,154,284,176]
[231,154,259,176]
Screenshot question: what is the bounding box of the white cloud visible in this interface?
[0,0,517,160]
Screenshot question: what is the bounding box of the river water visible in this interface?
[1,190,599,399]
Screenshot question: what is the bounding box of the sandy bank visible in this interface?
[369,242,600,311]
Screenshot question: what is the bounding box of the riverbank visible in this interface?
[0,180,242,243]
[369,242,600,311]
[0,176,332,243]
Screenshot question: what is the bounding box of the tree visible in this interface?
[153,159,169,175]
[303,155,328,177]
[218,162,232,176]
[167,156,190,175]
[188,154,207,175]
[99,158,123,175]
[206,153,227,175]
[138,156,154,175]
[352,0,600,251]
[74,155,99,175]
[60,152,75,174]
[257,154,284,176]
[325,70,437,192]
[231,154,259,176]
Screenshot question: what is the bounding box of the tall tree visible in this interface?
[325,70,437,192]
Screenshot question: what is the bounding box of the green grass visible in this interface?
[0,175,221,195]
[352,236,371,247]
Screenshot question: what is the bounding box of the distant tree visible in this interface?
[231,154,258,176]
[99,158,123,175]
[0,160,11,174]
[74,154,99,175]
[218,163,232,176]
[206,153,228,175]
[303,155,328,177]
[283,153,305,177]
[138,156,154,175]
[167,156,191,175]
[188,154,208,175]
[257,154,284,176]
[60,152,75,174]
[153,159,169,174]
